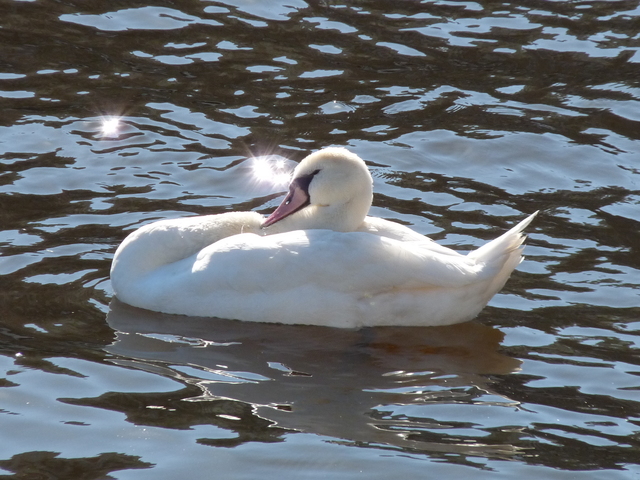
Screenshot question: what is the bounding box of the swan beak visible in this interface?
[262,183,310,228]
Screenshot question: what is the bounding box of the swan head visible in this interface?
[262,147,373,232]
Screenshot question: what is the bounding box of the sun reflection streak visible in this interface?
[250,155,293,187]
[100,116,121,137]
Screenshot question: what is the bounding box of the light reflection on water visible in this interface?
[249,155,294,188]
[100,116,122,138]
[0,0,639,478]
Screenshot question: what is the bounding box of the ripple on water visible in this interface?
[0,1,639,478]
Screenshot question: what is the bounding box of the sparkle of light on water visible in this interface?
[0,1,639,479]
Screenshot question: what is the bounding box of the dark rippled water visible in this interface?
[1,1,639,478]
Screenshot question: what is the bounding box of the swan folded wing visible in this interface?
[358,216,466,258]
[358,216,431,242]
[348,233,493,292]
[186,230,491,296]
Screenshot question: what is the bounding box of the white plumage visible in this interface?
[111,147,537,328]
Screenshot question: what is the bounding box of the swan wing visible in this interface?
[188,229,484,295]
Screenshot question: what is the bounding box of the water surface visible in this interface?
[1,1,639,478]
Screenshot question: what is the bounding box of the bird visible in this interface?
[110,147,537,328]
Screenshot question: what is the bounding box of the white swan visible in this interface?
[110,147,537,328]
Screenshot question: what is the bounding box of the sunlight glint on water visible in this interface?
[0,1,639,479]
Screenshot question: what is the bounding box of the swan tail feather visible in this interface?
[466,211,538,303]
[467,211,538,264]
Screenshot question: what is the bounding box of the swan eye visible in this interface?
[292,169,321,195]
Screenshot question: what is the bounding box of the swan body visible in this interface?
[111,147,537,328]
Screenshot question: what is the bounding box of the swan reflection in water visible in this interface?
[103,300,522,458]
